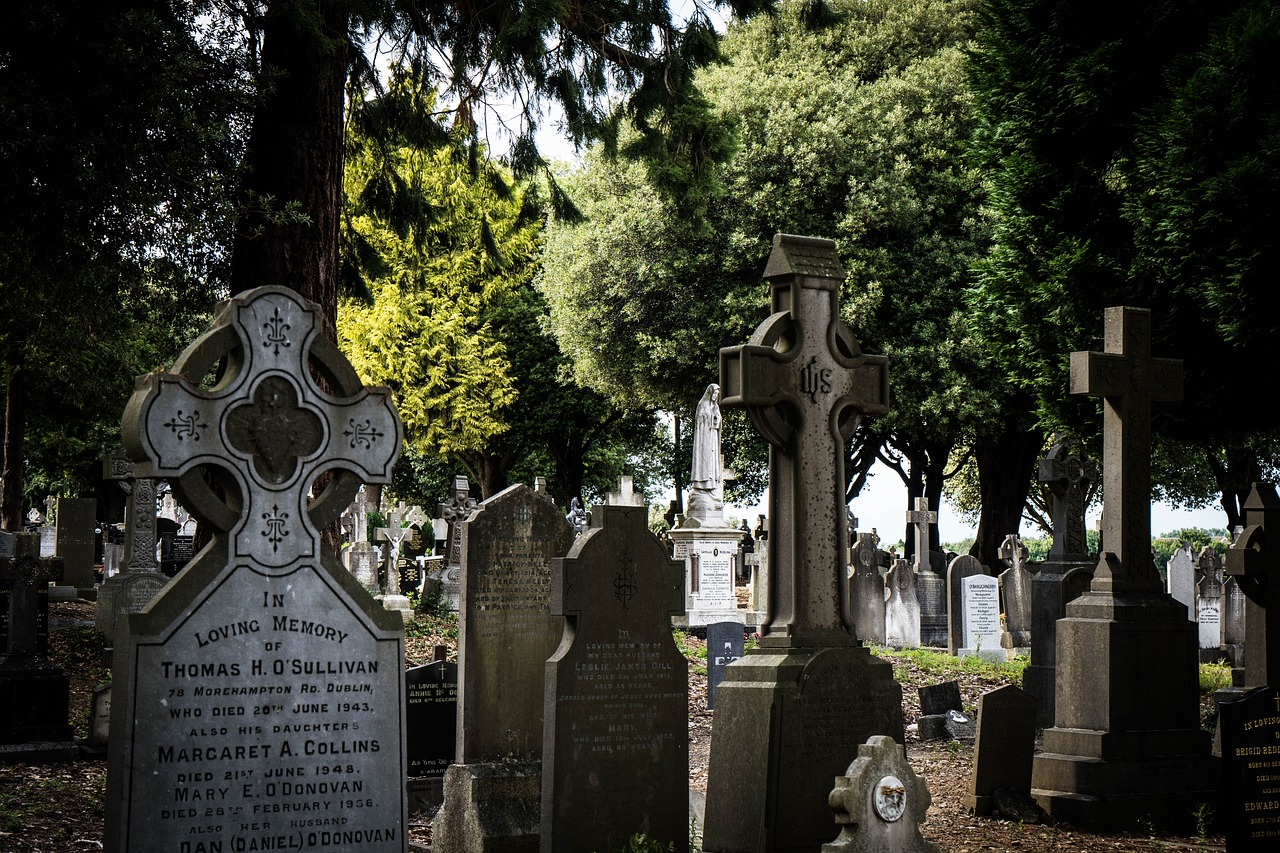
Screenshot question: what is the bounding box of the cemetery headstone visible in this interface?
[704,234,904,853]
[81,683,114,758]
[946,554,987,655]
[1223,574,1247,674]
[1218,684,1280,851]
[104,286,407,852]
[1226,482,1280,688]
[1167,543,1197,623]
[1196,552,1224,664]
[96,446,167,639]
[540,505,688,853]
[959,574,1002,662]
[374,502,426,622]
[823,735,940,853]
[53,496,97,600]
[908,499,947,647]
[606,474,646,507]
[435,476,477,610]
[405,658,458,778]
[706,620,744,710]
[998,534,1032,656]
[1031,306,1213,830]
[850,530,886,646]
[0,530,76,762]
[964,685,1039,818]
[434,483,574,853]
[917,680,963,742]
[346,485,379,590]
[884,558,920,649]
[1023,437,1098,726]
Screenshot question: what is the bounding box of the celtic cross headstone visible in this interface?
[434,476,475,610]
[96,446,166,639]
[105,286,407,852]
[705,234,902,853]
[1038,436,1096,562]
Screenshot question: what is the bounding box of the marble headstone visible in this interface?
[850,530,886,646]
[959,574,1002,662]
[946,554,986,655]
[884,558,920,649]
[1166,543,1196,623]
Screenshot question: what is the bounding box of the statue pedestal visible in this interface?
[669,525,745,629]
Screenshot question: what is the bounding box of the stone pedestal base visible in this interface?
[0,663,75,761]
[916,572,946,647]
[703,645,902,853]
[1030,590,1216,832]
[1021,663,1055,729]
[376,593,415,623]
[432,761,542,853]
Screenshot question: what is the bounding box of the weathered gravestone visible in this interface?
[1167,543,1197,623]
[998,534,1032,655]
[850,530,886,646]
[405,656,457,781]
[105,286,407,852]
[53,497,97,600]
[707,620,744,710]
[946,554,987,656]
[436,476,477,611]
[96,446,167,639]
[0,530,76,762]
[959,574,1002,662]
[1223,574,1247,676]
[1197,549,1224,664]
[884,558,920,649]
[540,505,688,853]
[908,499,947,647]
[704,234,903,853]
[1226,482,1280,689]
[1218,684,1280,851]
[374,502,427,622]
[964,684,1039,818]
[434,483,574,853]
[1031,306,1214,830]
[1023,437,1097,727]
[346,485,380,590]
[822,735,939,853]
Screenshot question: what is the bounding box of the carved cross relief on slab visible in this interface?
[123,287,401,574]
[719,233,888,647]
[1070,306,1181,592]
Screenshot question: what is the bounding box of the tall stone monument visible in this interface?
[908,498,946,647]
[53,496,98,600]
[1225,482,1280,688]
[96,446,167,639]
[105,286,407,852]
[434,483,574,853]
[1031,306,1214,830]
[703,234,903,853]
[1022,436,1097,727]
[374,501,427,622]
[540,505,688,853]
[436,475,477,611]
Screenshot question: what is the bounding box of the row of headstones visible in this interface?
[1165,543,1247,665]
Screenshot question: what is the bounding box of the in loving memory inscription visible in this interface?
[106,287,406,853]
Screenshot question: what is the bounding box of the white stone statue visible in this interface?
[687,383,724,522]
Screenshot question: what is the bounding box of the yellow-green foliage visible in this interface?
[338,129,540,459]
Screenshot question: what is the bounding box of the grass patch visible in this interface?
[1199,660,1232,694]
[871,645,1027,682]
[673,629,708,676]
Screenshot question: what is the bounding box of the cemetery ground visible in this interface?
[1,603,1229,852]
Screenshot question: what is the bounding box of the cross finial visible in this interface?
[1070,307,1181,592]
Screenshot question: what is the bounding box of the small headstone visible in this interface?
[80,683,113,758]
[946,554,987,655]
[104,286,407,851]
[883,558,920,649]
[541,505,688,853]
[96,447,167,639]
[1219,684,1280,851]
[964,685,1040,818]
[38,525,56,559]
[998,535,1032,654]
[918,681,962,717]
[850,530,886,646]
[405,659,458,778]
[1166,543,1196,623]
[706,621,744,710]
[823,735,940,853]
[54,497,97,598]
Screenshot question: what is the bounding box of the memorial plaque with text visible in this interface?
[1221,685,1280,850]
[406,661,457,777]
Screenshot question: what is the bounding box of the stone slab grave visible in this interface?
[1218,684,1280,851]
[884,557,920,649]
[850,529,886,646]
[0,530,76,762]
[997,534,1032,656]
[706,620,744,710]
[1166,543,1197,623]
[53,496,98,600]
[1022,436,1097,727]
[104,286,407,852]
[959,574,1002,662]
[822,735,939,853]
[945,554,987,656]
[540,505,688,853]
[704,234,903,853]
[964,684,1040,820]
[1032,306,1214,831]
[908,498,947,647]
[1196,549,1224,663]
[96,445,167,640]
[434,482,574,853]
[405,651,457,817]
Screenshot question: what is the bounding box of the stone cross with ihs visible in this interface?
[123,286,402,573]
[906,497,938,574]
[720,233,888,648]
[1070,306,1181,592]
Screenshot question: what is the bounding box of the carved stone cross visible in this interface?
[437,476,476,569]
[719,233,888,648]
[103,445,160,575]
[122,286,401,573]
[999,534,1027,574]
[1070,306,1182,591]
[906,497,938,574]
[1037,436,1097,561]
[375,502,427,597]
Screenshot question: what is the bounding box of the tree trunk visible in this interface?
[898,435,952,561]
[229,2,349,338]
[1,345,25,531]
[969,425,1044,570]
[1207,444,1260,533]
